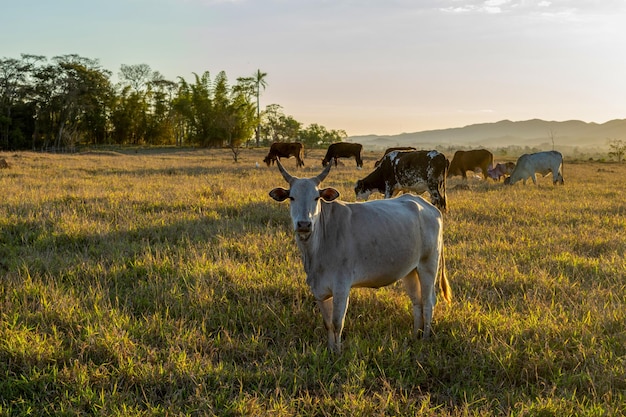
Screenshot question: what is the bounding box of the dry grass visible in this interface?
[0,147,624,416]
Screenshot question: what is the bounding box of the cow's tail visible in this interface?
[439,244,452,303]
[442,159,449,212]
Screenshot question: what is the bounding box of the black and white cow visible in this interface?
[374,146,417,167]
[354,150,449,212]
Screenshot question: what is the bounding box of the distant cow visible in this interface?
[321,142,363,168]
[374,146,417,167]
[355,150,449,212]
[447,149,493,180]
[269,160,451,353]
[264,142,305,168]
[487,162,516,181]
[505,151,564,185]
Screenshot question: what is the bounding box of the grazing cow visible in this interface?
[269,160,451,353]
[505,151,564,185]
[487,162,516,181]
[374,146,417,167]
[447,149,493,180]
[263,142,305,168]
[355,150,449,212]
[321,142,363,168]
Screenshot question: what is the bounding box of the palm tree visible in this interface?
[252,69,267,147]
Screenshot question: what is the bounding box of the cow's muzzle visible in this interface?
[296,220,312,241]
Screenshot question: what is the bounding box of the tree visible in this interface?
[0,54,348,152]
[608,139,626,162]
[28,54,113,150]
[173,71,215,146]
[300,123,347,149]
[147,78,177,145]
[114,64,175,145]
[0,55,44,149]
[261,104,301,144]
[110,85,148,144]
[214,72,256,157]
[118,63,157,92]
[238,69,267,147]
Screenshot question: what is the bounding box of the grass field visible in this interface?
[0,147,625,416]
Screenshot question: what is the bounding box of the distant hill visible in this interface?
[348,119,626,154]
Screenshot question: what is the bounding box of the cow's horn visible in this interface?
[314,161,332,185]
[276,159,295,184]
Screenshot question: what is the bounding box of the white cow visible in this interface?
[505,150,564,185]
[269,160,451,353]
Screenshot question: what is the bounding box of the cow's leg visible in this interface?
[415,261,438,338]
[331,292,350,353]
[317,294,349,353]
[317,297,335,350]
[402,269,425,337]
[531,173,537,185]
[428,181,443,211]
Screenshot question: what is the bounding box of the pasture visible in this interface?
[0,148,624,416]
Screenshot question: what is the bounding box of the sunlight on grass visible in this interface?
[1,149,625,415]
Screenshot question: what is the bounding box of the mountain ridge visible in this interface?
[348,119,626,152]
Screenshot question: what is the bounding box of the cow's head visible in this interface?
[354,180,373,201]
[269,160,339,241]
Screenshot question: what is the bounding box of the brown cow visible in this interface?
[264,142,305,168]
[321,142,363,168]
[374,146,417,167]
[447,149,493,180]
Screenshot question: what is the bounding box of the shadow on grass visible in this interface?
[3,197,620,414]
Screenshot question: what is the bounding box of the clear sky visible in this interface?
[4,0,626,136]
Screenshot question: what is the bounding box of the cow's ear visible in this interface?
[269,187,290,202]
[319,187,340,202]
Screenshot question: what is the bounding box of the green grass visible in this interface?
[1,148,625,416]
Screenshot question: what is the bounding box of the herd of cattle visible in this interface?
[267,141,565,353]
[265,141,565,213]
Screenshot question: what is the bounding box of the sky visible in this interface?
[3,0,626,136]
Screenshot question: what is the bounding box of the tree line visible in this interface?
[0,54,347,151]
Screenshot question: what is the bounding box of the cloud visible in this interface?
[439,0,626,16]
